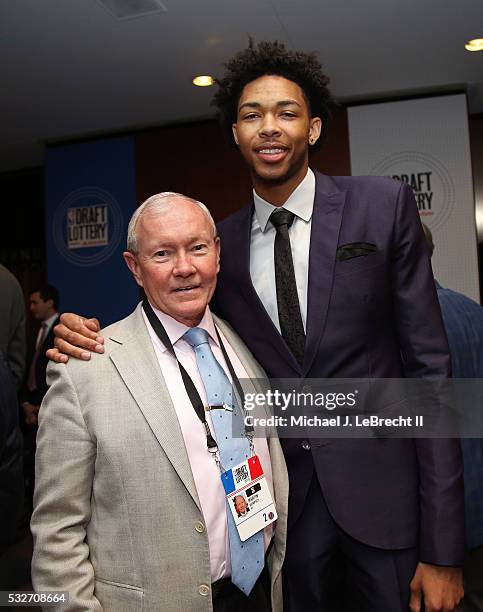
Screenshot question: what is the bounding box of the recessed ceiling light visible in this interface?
[193,75,215,87]
[465,38,483,52]
[97,0,167,19]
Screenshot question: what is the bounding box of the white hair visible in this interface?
[126,192,217,254]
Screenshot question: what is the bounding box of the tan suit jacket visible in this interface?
[31,304,288,611]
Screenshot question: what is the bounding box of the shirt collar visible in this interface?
[42,312,58,329]
[148,303,219,352]
[252,167,315,233]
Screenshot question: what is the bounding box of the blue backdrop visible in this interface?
[46,136,139,325]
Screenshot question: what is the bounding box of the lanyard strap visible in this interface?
[142,300,254,453]
[213,326,253,437]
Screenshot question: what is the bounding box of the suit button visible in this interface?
[195,521,205,533]
[199,584,210,597]
[301,440,311,451]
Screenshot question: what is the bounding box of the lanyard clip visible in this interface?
[204,421,218,451]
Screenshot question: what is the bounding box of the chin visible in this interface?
[257,170,293,186]
[176,306,205,326]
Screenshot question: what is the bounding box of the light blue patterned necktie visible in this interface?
[183,326,264,595]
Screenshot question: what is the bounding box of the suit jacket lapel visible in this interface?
[109,307,201,510]
[303,172,346,375]
[234,203,303,375]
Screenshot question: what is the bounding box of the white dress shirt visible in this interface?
[250,168,315,332]
[142,305,273,583]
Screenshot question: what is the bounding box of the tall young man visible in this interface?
[51,41,465,611]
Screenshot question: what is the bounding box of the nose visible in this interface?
[173,252,196,277]
[259,113,282,138]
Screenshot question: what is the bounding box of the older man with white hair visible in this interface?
[31,193,288,612]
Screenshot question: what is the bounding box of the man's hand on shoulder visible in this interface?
[409,562,463,612]
[46,313,104,363]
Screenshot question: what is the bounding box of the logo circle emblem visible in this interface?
[371,151,455,232]
[52,187,124,267]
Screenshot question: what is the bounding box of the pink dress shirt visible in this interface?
[142,305,273,582]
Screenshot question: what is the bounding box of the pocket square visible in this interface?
[336,242,378,262]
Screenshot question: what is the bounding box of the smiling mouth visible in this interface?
[174,285,199,292]
[254,145,289,163]
[257,148,286,154]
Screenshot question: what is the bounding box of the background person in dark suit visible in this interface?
[49,41,465,611]
[0,263,26,388]
[0,350,24,588]
[21,285,60,425]
[0,264,25,588]
[20,285,59,513]
[423,223,483,612]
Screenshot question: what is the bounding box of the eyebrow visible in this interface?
[149,236,209,250]
[238,99,302,112]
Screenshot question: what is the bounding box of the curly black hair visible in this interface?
[212,40,335,148]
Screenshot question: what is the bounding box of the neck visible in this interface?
[252,163,309,207]
[170,310,206,328]
[42,309,57,322]
[180,317,203,328]
[147,299,206,328]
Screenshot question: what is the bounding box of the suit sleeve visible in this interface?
[0,353,24,550]
[391,181,465,566]
[31,362,103,611]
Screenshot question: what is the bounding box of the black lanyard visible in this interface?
[142,300,254,453]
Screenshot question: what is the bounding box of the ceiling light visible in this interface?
[193,75,215,87]
[465,38,483,52]
[97,0,167,19]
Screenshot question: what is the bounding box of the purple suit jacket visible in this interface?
[214,171,465,565]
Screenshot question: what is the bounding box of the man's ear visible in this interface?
[309,117,322,145]
[214,237,221,272]
[232,124,239,146]
[123,251,143,288]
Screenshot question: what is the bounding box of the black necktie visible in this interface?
[270,208,305,365]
